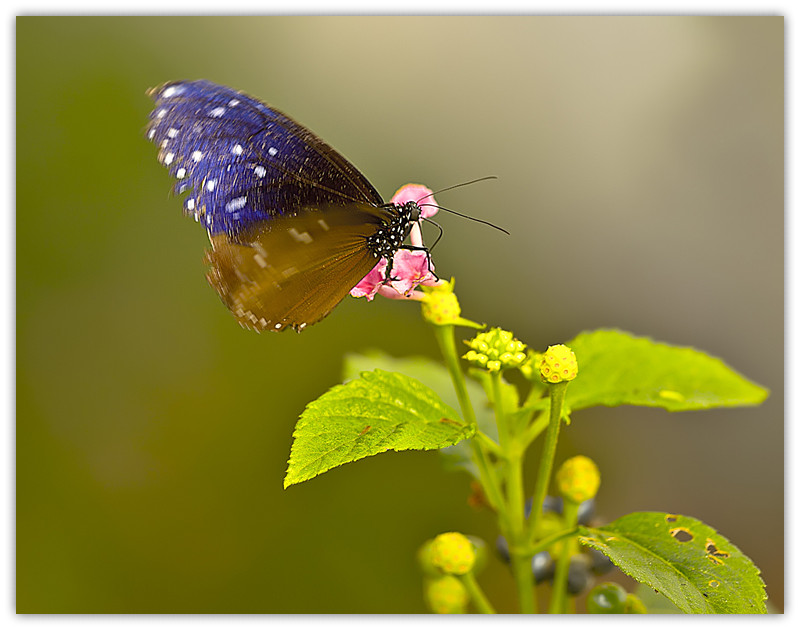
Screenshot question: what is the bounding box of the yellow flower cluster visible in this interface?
[463,328,527,372]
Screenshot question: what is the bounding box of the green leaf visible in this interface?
[343,352,468,413]
[284,369,474,487]
[344,352,498,478]
[565,329,769,412]
[578,512,767,614]
[632,583,683,614]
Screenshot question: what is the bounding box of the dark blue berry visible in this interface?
[542,495,563,515]
[565,554,592,595]
[532,550,555,583]
[576,497,596,525]
[495,535,510,563]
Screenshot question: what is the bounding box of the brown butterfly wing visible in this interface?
[205,204,389,331]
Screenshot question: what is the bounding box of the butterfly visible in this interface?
[146,80,431,332]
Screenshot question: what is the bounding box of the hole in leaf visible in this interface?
[704,538,729,565]
[709,580,720,588]
[665,514,679,523]
[669,527,694,543]
[705,539,729,558]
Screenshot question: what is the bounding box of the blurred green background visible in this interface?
[16,16,783,613]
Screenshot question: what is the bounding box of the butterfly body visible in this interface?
[146,80,427,331]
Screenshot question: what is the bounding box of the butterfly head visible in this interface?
[365,201,422,261]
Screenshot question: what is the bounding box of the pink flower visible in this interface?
[387,249,438,296]
[350,183,446,302]
[350,258,388,301]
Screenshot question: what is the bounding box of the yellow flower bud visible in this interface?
[425,575,468,614]
[556,455,601,504]
[540,344,578,383]
[420,279,483,328]
[430,532,476,575]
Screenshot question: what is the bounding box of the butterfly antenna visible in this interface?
[419,203,510,235]
[416,176,498,203]
[423,217,445,251]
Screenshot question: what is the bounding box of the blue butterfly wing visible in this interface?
[146,80,384,238]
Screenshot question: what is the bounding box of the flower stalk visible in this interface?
[527,380,569,545]
[460,572,497,614]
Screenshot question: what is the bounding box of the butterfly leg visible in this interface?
[387,245,439,282]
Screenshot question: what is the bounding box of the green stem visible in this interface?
[527,381,569,546]
[548,500,579,614]
[491,371,511,449]
[474,430,504,459]
[432,324,504,516]
[528,525,578,557]
[460,572,496,614]
[433,324,477,426]
[490,372,522,532]
[510,551,536,613]
[506,448,534,613]
[490,371,536,613]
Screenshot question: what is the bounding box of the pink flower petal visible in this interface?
[391,184,439,219]
[349,258,388,301]
[387,249,436,296]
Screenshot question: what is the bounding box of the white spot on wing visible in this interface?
[225,196,247,212]
[268,147,278,156]
[254,165,266,178]
[317,219,330,231]
[208,106,226,118]
[167,127,179,138]
[253,242,268,258]
[176,167,186,179]
[206,179,216,192]
[288,228,313,244]
[232,144,243,156]
[162,85,183,98]
[192,150,204,162]
[163,152,175,165]
[228,98,240,107]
